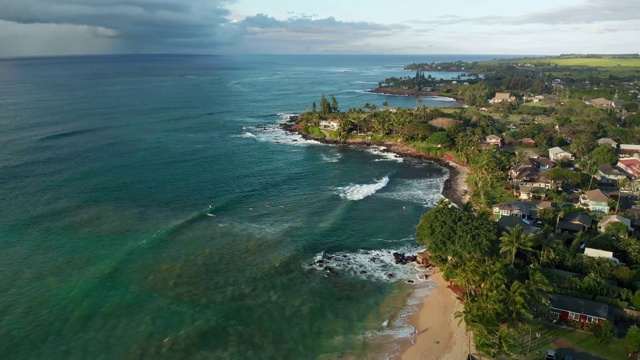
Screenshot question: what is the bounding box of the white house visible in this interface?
[548,147,574,162]
[489,92,515,104]
[319,119,340,131]
[584,247,620,264]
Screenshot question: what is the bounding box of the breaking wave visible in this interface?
[365,146,403,163]
[334,176,390,201]
[237,132,256,139]
[304,246,433,283]
[378,178,446,207]
[245,125,323,147]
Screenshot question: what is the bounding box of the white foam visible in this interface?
[428,96,458,102]
[378,178,446,207]
[237,132,256,139]
[304,245,430,283]
[366,146,403,163]
[334,176,389,201]
[320,152,342,163]
[248,125,323,147]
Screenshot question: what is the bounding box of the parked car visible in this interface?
[545,350,556,360]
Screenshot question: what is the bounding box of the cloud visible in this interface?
[436,0,640,26]
[587,26,619,34]
[0,0,236,56]
[233,14,406,51]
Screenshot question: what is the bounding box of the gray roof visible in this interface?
[597,138,618,146]
[550,294,609,320]
[497,216,539,233]
[557,221,584,232]
[598,164,626,177]
[549,147,568,155]
[584,189,609,203]
[564,212,593,226]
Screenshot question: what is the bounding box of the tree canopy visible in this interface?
[416,200,500,259]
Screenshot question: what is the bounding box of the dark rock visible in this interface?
[387,273,394,278]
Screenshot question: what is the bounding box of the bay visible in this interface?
[0,54,501,359]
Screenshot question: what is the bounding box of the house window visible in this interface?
[587,316,596,323]
[568,312,580,321]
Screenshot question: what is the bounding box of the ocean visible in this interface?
[0,54,498,359]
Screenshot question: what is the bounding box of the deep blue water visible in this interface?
[0,54,499,359]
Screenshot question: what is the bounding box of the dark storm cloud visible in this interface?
[0,0,236,52]
[238,13,403,37]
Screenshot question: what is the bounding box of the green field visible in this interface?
[524,323,627,360]
[485,56,640,77]
[525,57,640,68]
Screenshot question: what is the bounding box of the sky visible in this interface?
[0,0,639,57]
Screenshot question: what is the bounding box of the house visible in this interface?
[549,294,610,325]
[597,164,628,184]
[523,95,544,103]
[319,119,340,131]
[489,92,515,104]
[617,158,640,179]
[620,144,640,157]
[518,185,546,200]
[497,216,539,233]
[492,201,529,220]
[532,157,555,170]
[598,215,633,233]
[557,212,593,233]
[597,137,618,148]
[509,164,556,189]
[485,135,502,147]
[548,147,574,162]
[589,98,614,109]
[579,189,610,214]
[520,138,538,147]
[522,149,540,159]
[584,247,620,264]
[416,251,430,265]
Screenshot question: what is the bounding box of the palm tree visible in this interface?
[534,225,558,266]
[455,300,484,357]
[499,225,534,265]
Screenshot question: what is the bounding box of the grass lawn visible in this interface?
[524,323,627,360]
[521,102,553,108]
[530,57,640,68]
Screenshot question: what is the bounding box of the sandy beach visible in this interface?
[400,269,473,360]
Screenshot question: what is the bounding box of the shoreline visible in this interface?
[280,121,470,208]
[280,119,472,359]
[399,269,473,360]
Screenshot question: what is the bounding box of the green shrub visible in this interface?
[304,126,326,139]
[593,321,616,343]
[632,291,640,309]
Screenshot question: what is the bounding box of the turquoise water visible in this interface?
[0,54,496,359]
